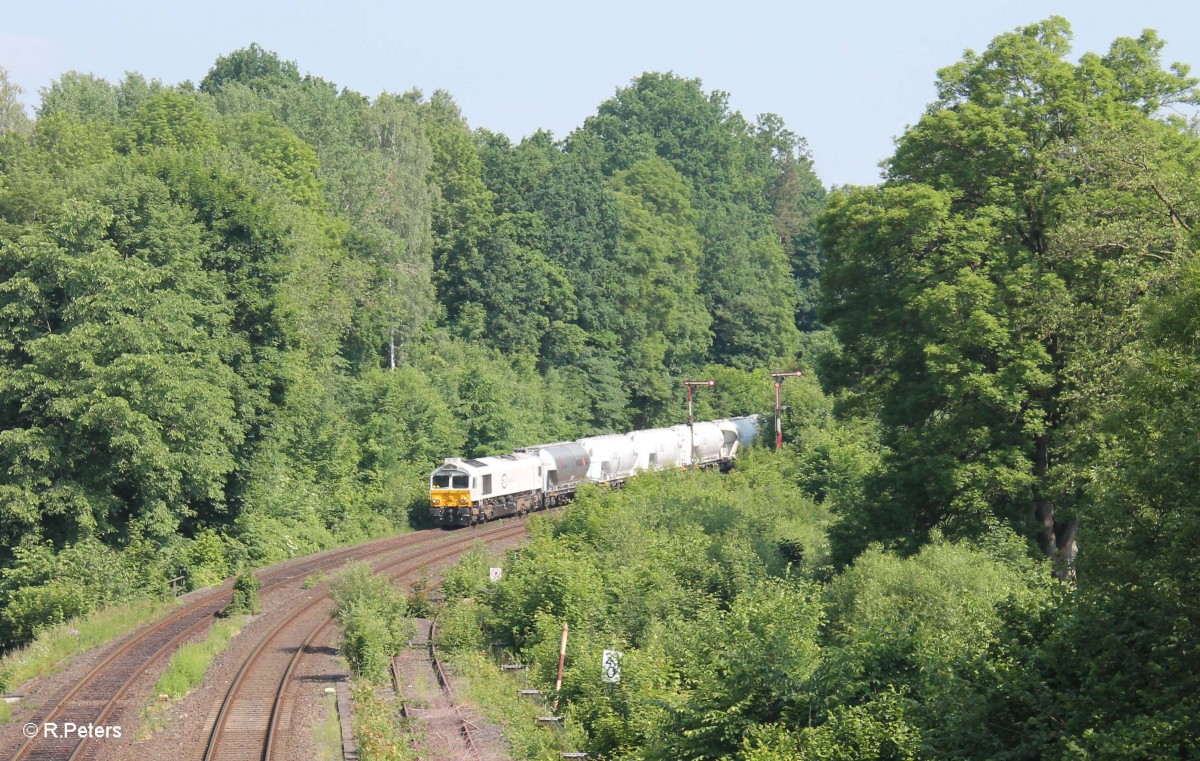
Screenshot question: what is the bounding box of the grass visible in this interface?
[350,679,418,761]
[0,597,177,697]
[137,616,247,738]
[315,688,343,761]
[445,649,589,760]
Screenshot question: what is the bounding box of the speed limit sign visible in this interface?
[602,650,622,683]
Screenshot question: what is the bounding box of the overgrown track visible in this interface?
[5,528,473,761]
[203,519,528,761]
[429,619,483,759]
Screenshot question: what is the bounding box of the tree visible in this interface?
[570,72,823,367]
[0,67,31,136]
[609,157,711,422]
[200,43,301,95]
[37,72,119,123]
[1052,258,1200,757]
[820,18,1200,565]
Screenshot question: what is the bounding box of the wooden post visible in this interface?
[552,623,568,711]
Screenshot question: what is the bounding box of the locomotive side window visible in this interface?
[432,474,451,488]
[452,474,469,489]
[482,474,492,495]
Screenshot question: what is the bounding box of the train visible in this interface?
[429,416,760,526]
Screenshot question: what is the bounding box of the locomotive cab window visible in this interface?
[432,474,451,488]
[452,474,468,489]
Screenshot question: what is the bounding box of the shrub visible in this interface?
[221,572,261,616]
[330,563,412,683]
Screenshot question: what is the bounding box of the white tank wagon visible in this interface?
[688,421,727,468]
[429,453,542,526]
[519,442,590,508]
[578,434,639,484]
[725,415,761,449]
[629,427,683,472]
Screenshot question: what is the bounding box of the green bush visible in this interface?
[221,572,261,616]
[330,563,412,683]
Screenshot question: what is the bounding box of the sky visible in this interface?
[3,0,1199,187]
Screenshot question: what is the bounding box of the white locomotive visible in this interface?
[429,416,759,526]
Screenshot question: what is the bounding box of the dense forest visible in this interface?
[0,42,823,647]
[2,15,1199,759]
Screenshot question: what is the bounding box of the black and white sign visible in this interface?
[602,649,622,683]
[489,567,503,583]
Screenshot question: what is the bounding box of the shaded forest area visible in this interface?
[2,15,1200,758]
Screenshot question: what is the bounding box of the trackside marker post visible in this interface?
[552,623,568,712]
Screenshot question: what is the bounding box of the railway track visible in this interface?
[392,619,486,758]
[429,619,484,759]
[3,524,513,761]
[202,519,527,760]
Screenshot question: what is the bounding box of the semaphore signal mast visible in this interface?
[770,371,804,449]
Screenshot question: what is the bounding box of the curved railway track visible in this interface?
[202,519,527,761]
[4,524,516,761]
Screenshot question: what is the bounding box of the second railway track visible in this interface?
[3,520,528,761]
[201,518,527,761]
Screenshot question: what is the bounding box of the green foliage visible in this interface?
[819,17,1200,564]
[446,456,832,759]
[609,157,711,420]
[0,597,172,693]
[200,43,301,94]
[0,536,166,645]
[0,66,31,137]
[350,679,419,760]
[571,71,825,355]
[154,615,244,699]
[657,578,824,760]
[433,600,488,652]
[438,544,495,603]
[330,562,412,684]
[222,572,261,616]
[1039,257,1200,758]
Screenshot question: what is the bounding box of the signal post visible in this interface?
[771,371,804,449]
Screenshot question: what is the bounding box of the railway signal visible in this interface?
[770,371,804,450]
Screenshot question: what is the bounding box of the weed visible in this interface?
[138,616,246,739]
[0,599,174,693]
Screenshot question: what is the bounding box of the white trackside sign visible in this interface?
[489,567,502,582]
[602,650,621,683]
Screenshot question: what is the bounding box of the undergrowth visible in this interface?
[0,598,176,694]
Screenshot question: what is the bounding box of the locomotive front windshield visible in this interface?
[432,472,469,489]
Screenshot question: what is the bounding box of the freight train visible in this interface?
[429,416,759,526]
